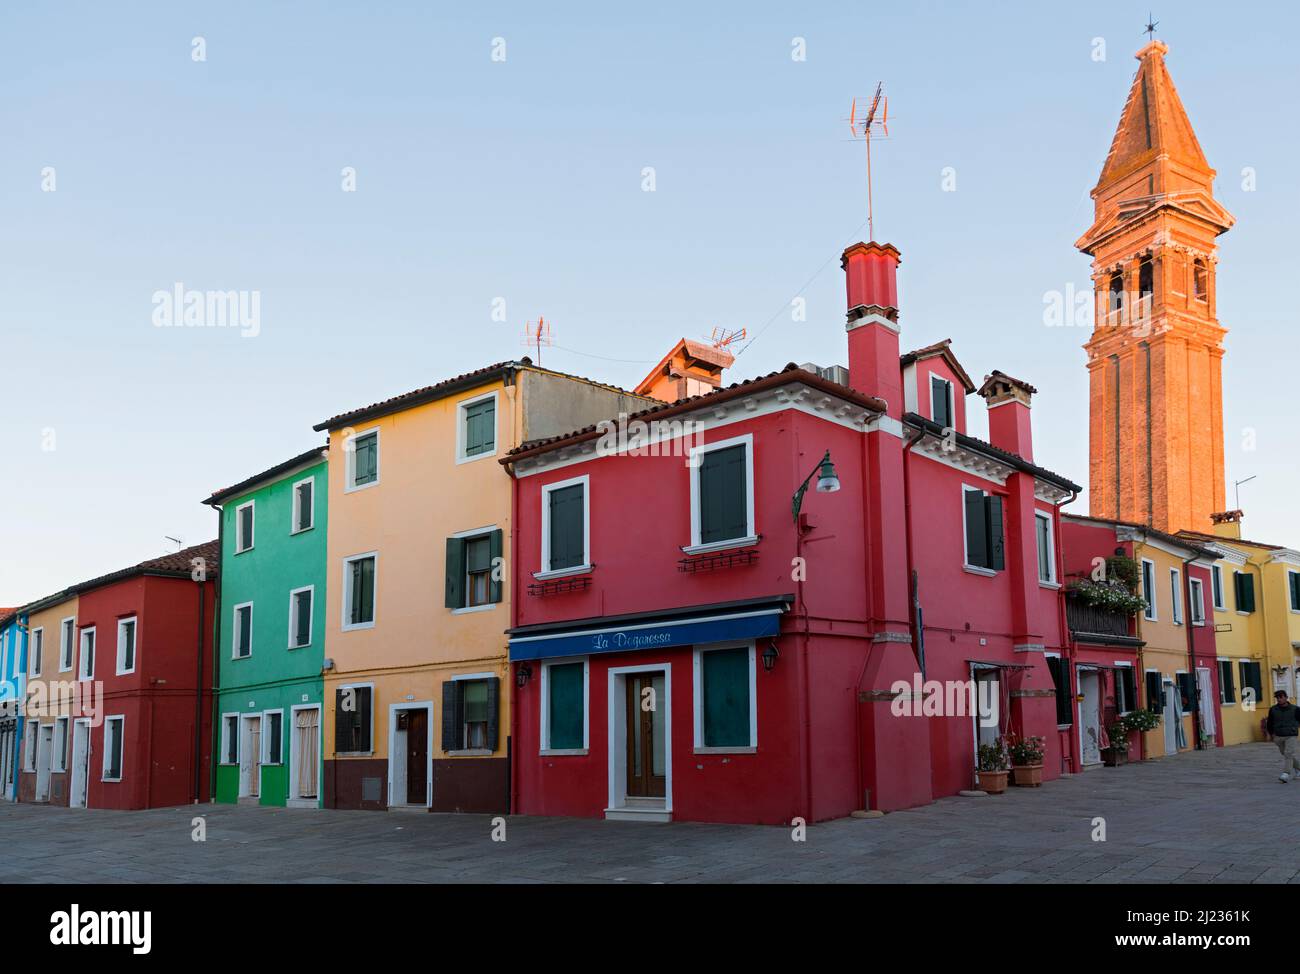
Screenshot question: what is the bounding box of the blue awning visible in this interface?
[508,600,788,662]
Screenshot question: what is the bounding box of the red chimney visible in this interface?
[977,371,1036,462]
[842,242,902,417]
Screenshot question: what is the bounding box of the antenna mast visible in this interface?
[521,316,554,366]
[848,82,890,240]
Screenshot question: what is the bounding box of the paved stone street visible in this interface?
[1,742,1297,883]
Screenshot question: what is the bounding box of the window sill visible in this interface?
[694,745,757,755]
[1236,611,1252,616]
[342,621,376,633]
[446,748,493,757]
[451,603,498,616]
[101,777,122,783]
[1038,580,1061,590]
[963,564,997,578]
[288,643,312,651]
[456,449,498,466]
[534,565,593,581]
[290,525,315,536]
[234,546,254,555]
[334,751,374,758]
[344,480,379,495]
[682,536,759,556]
[540,748,589,757]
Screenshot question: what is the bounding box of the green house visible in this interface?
[203,447,328,807]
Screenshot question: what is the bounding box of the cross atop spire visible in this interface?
[1144,13,1159,41]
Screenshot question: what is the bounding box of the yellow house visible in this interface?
[314,359,652,811]
[1181,512,1300,746]
[17,591,80,806]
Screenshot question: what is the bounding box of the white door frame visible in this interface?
[1077,668,1101,766]
[239,714,262,798]
[386,701,432,808]
[606,663,672,813]
[287,703,322,808]
[969,664,1001,771]
[1163,680,1179,755]
[69,718,91,808]
[1195,667,1216,739]
[34,723,53,802]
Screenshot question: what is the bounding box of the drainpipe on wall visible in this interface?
[193,578,205,803]
[209,506,224,802]
[1181,554,1202,750]
[1053,489,1078,774]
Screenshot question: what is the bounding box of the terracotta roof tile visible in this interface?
[899,339,976,393]
[203,446,328,506]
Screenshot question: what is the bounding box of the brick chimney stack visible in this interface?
[842,242,902,418]
[977,371,1037,463]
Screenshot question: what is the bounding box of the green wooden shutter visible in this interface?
[1220,662,1235,704]
[238,607,251,656]
[295,591,311,646]
[1241,574,1256,613]
[445,538,465,608]
[356,557,375,623]
[356,687,372,751]
[334,688,351,752]
[1291,573,1300,612]
[548,663,584,749]
[931,376,951,428]
[702,647,751,747]
[484,677,500,753]
[488,529,503,603]
[297,481,312,530]
[548,484,585,570]
[464,399,496,456]
[964,489,988,568]
[986,495,1005,571]
[441,682,460,752]
[699,445,748,544]
[1145,671,1164,713]
[1248,662,1264,702]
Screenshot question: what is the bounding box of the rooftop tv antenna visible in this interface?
[847,82,890,241]
[165,535,184,551]
[521,316,554,365]
[708,326,746,350]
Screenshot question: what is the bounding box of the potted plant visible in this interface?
[976,739,1009,794]
[1123,709,1161,735]
[1101,721,1130,766]
[1006,734,1046,787]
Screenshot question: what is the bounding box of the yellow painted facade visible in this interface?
[1130,539,1201,758]
[24,593,80,723]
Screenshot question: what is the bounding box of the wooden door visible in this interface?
[625,673,666,798]
[406,709,428,805]
[248,717,261,798]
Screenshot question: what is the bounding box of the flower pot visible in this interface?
[1011,763,1043,787]
[1102,748,1126,767]
[977,770,1008,795]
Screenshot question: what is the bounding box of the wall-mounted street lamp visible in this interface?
[516,662,533,688]
[791,450,840,523]
[762,642,780,672]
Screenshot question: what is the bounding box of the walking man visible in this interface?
[1267,690,1300,782]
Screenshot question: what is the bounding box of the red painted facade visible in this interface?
[506,242,1100,823]
[77,568,215,810]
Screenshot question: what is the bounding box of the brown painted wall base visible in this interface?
[324,759,388,811]
[431,757,509,813]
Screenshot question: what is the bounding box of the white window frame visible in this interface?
[1289,570,1300,614]
[59,616,75,672]
[291,476,315,534]
[341,552,379,631]
[232,602,254,659]
[335,682,376,756]
[287,585,315,649]
[220,713,241,765]
[456,390,499,464]
[234,500,255,553]
[685,434,757,554]
[692,642,758,754]
[1114,661,1136,716]
[1211,564,1226,611]
[261,708,285,766]
[344,427,381,493]
[115,616,138,676]
[1189,577,1206,626]
[539,657,590,756]
[24,720,40,771]
[538,475,591,579]
[52,716,69,773]
[78,627,96,681]
[930,374,954,428]
[1170,567,1183,625]
[28,627,43,678]
[1140,558,1157,621]
[1034,511,1057,585]
[961,484,998,577]
[101,715,125,782]
[1218,659,1235,706]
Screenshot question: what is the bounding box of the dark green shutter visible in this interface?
[240,505,253,548]
[1176,672,1197,713]
[1235,572,1256,613]
[465,399,495,456]
[548,484,585,570]
[986,495,1005,571]
[238,607,251,656]
[1248,661,1263,702]
[297,481,312,530]
[931,376,951,428]
[335,688,352,752]
[295,591,311,646]
[441,681,461,752]
[702,647,751,747]
[356,687,372,751]
[1047,657,1071,726]
[1145,671,1163,713]
[1291,573,1300,611]
[1220,662,1235,704]
[548,663,584,749]
[445,538,465,608]
[699,445,747,544]
[484,677,500,753]
[964,489,988,568]
[488,529,503,603]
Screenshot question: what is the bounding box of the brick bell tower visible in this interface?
[1077,40,1234,533]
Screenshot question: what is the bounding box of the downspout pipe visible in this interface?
[1053,489,1078,773]
[193,579,205,803]
[1181,553,1202,750]
[208,503,224,802]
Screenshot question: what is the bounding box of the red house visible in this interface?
[70,542,217,810]
[503,242,1081,823]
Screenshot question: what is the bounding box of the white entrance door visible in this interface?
[1163,683,1180,755]
[0,721,14,800]
[291,707,320,804]
[69,720,90,808]
[239,715,261,798]
[1079,670,1101,765]
[34,724,53,802]
[1196,668,1216,741]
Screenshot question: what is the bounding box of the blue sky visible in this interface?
[2,1,1296,602]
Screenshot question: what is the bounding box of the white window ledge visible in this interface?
[446,748,493,757]
[540,748,589,757]
[694,746,757,755]
[533,565,593,581]
[963,564,997,578]
[681,536,760,556]
[1038,580,1061,590]
[451,603,499,616]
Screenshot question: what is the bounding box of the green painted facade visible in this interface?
[212,451,328,807]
